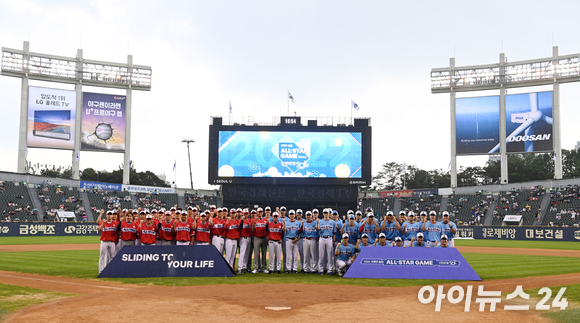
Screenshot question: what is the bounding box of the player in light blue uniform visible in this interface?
[412,232,428,247]
[390,236,404,247]
[284,210,302,274]
[422,211,443,247]
[435,235,452,248]
[302,210,319,273]
[332,210,343,273]
[317,209,336,275]
[357,233,371,252]
[341,214,360,246]
[402,211,422,247]
[397,211,407,238]
[335,233,356,276]
[296,209,305,272]
[359,213,380,245]
[354,210,364,226]
[375,232,390,246]
[380,211,400,244]
[439,211,457,247]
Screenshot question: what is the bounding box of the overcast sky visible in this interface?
[1,0,579,189]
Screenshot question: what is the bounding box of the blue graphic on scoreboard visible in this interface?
[218,131,362,178]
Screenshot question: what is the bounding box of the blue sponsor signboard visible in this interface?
[0,223,99,236]
[344,247,481,280]
[80,180,122,191]
[98,245,235,278]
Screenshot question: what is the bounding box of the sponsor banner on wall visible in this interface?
[344,247,481,280]
[27,86,77,150]
[455,226,580,241]
[503,215,522,222]
[81,92,126,152]
[122,184,176,194]
[80,180,123,191]
[378,190,413,198]
[98,245,235,278]
[413,189,439,197]
[0,223,99,236]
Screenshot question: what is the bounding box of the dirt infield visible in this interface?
[1,244,579,322]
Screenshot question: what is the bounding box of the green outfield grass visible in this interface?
[0,236,100,245]
[0,283,72,321]
[455,239,580,250]
[0,250,579,287]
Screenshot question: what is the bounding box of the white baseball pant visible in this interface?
[336,258,353,273]
[318,237,333,272]
[298,238,304,270]
[303,238,318,272]
[98,241,116,273]
[285,239,300,271]
[212,236,225,254]
[176,241,190,246]
[253,236,268,271]
[224,238,238,269]
[238,237,252,270]
[268,240,282,271]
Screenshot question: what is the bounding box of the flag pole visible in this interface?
[350,100,353,125]
[287,90,289,116]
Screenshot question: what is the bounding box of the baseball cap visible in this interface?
[273,212,279,217]
[192,207,199,211]
[217,207,223,212]
[243,209,249,214]
[236,208,243,213]
[312,208,319,214]
[146,214,153,219]
[187,206,193,211]
[122,208,128,213]
[151,210,157,214]
[323,209,329,214]
[165,211,171,215]
[289,209,296,215]
[408,211,415,217]
[106,211,113,215]
[257,207,263,212]
[366,207,373,212]
[305,211,312,216]
[355,210,362,216]
[348,214,355,219]
[420,211,427,216]
[175,210,181,215]
[347,210,354,215]
[112,210,118,214]
[221,207,227,212]
[417,232,424,238]
[296,209,303,214]
[386,211,394,216]
[132,210,138,214]
[429,211,437,215]
[361,233,369,238]
[441,234,448,240]
[368,213,374,217]
[210,205,216,209]
[280,206,287,211]
[443,211,450,216]
[139,210,146,215]
[332,210,338,215]
[200,212,206,217]
[251,210,257,214]
[379,233,386,238]
[265,206,271,211]
[342,233,349,239]
[399,211,406,215]
[170,207,176,211]
[395,237,403,242]
[230,209,236,214]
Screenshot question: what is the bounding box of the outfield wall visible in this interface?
[457,226,580,241]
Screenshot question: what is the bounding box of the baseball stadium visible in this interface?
[2,4,580,322]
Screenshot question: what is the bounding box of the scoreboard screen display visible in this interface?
[218,131,362,178]
[209,124,371,186]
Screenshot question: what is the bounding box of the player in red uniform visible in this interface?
[139,214,158,245]
[237,210,253,274]
[267,212,285,274]
[159,211,176,245]
[173,211,193,245]
[118,211,138,249]
[211,208,227,253]
[194,212,212,245]
[252,207,269,273]
[98,210,118,273]
[224,210,242,269]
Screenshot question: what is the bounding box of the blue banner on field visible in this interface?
[98,245,235,278]
[344,247,481,280]
[455,226,580,241]
[0,223,99,236]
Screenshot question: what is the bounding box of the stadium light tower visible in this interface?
[431,46,580,187]
[182,138,196,190]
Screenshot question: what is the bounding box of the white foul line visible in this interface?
[0,274,133,291]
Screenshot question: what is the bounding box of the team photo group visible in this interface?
[97,205,457,276]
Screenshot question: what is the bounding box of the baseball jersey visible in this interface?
[240,219,253,237]
[403,222,422,240]
[381,220,399,240]
[253,218,268,237]
[267,221,284,241]
[359,220,379,244]
[318,219,335,238]
[375,242,390,247]
[211,218,226,237]
[336,243,356,261]
[195,221,211,242]
[440,221,457,240]
[357,242,371,252]
[423,221,443,242]
[302,220,319,239]
[342,223,360,245]
[159,219,176,241]
[285,220,302,239]
[412,241,428,247]
[174,221,193,242]
[436,244,451,248]
[118,220,138,241]
[100,221,118,242]
[333,220,344,242]
[139,222,158,244]
[225,219,241,240]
